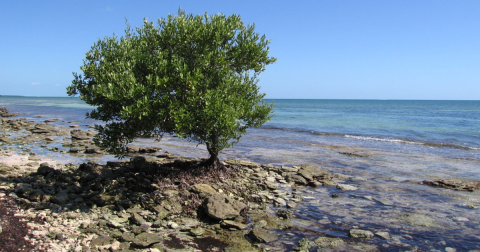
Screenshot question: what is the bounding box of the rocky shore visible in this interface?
[0,116,352,251]
[1,112,480,251]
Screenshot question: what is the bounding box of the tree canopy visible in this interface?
[67,10,276,168]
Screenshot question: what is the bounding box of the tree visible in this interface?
[67,10,276,168]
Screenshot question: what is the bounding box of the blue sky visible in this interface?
[1,1,479,99]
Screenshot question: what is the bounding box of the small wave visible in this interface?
[261,125,345,137]
[261,126,479,151]
[344,135,480,151]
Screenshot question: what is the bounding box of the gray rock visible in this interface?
[264,180,279,190]
[248,227,278,243]
[220,220,247,230]
[132,232,162,248]
[204,194,247,220]
[273,197,287,206]
[131,213,147,226]
[280,166,299,173]
[14,183,33,195]
[375,231,391,240]
[336,184,358,191]
[285,174,308,185]
[121,232,135,242]
[224,159,260,168]
[401,213,437,227]
[192,184,217,196]
[189,227,205,236]
[90,236,114,247]
[349,229,374,239]
[314,236,344,248]
[254,220,268,229]
[297,164,330,181]
[151,205,170,220]
[51,190,69,205]
[71,129,93,140]
[167,221,179,229]
[37,165,55,175]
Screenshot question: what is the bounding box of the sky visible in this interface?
[1,1,479,100]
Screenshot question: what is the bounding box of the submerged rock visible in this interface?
[314,236,344,248]
[422,179,480,191]
[349,229,374,239]
[400,213,438,227]
[336,184,358,191]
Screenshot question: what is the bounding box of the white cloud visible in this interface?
[31,82,41,86]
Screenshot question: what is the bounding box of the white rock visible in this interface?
[336,184,358,191]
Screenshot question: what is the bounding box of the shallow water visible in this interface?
[1,96,480,250]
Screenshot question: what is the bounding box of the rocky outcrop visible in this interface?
[0,107,18,117]
[1,116,382,251]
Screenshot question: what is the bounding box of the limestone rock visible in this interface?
[375,231,391,240]
[204,194,247,220]
[401,213,437,227]
[220,220,247,230]
[349,229,374,239]
[224,159,260,168]
[151,205,171,220]
[90,236,114,247]
[285,174,308,185]
[422,179,480,191]
[273,197,287,206]
[189,227,205,236]
[192,184,218,196]
[314,236,344,248]
[297,164,330,181]
[336,184,358,191]
[248,227,278,243]
[132,232,162,248]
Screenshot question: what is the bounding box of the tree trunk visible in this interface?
[205,143,221,169]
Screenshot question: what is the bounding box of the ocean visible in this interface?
[1,96,480,250]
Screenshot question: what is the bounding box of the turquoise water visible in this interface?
[1,96,480,250]
[266,99,480,151]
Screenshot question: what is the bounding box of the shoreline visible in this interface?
[1,115,480,251]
